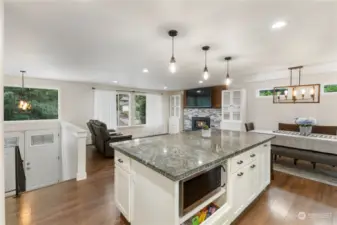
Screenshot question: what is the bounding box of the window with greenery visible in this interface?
[134,95,146,125]
[4,87,58,121]
[323,84,337,93]
[258,88,287,97]
[116,93,146,127]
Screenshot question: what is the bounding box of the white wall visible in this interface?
[242,72,337,130]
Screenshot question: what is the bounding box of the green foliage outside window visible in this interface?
[4,87,58,121]
[135,95,146,125]
[324,84,337,93]
[259,88,287,97]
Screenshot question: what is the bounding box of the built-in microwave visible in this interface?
[179,162,227,216]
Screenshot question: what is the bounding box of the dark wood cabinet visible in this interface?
[212,85,227,108]
[183,85,227,108]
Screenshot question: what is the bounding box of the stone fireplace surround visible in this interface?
[184,108,222,131]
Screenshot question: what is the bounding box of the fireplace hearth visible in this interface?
[192,117,211,131]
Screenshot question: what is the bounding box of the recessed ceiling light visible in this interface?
[142,68,149,73]
[164,86,168,90]
[112,80,118,83]
[199,80,203,84]
[272,21,287,29]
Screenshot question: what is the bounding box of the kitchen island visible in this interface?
[111,130,275,225]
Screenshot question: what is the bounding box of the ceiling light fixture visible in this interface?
[199,80,203,84]
[202,46,210,80]
[273,66,320,104]
[112,80,118,84]
[168,30,178,74]
[164,86,168,90]
[18,70,32,111]
[272,21,287,29]
[224,57,232,86]
[142,68,149,73]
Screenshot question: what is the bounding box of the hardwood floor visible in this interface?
[5,146,337,225]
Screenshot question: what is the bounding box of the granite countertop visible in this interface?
[111,130,275,181]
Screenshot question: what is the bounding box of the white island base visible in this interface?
[114,141,271,225]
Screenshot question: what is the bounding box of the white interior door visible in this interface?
[25,129,60,191]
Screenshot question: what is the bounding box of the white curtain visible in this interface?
[146,94,167,135]
[93,90,117,129]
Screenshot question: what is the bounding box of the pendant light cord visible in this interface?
[21,71,24,96]
[172,36,174,57]
[205,50,207,67]
[290,69,292,86]
[227,60,229,75]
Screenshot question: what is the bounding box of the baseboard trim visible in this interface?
[76,172,87,181]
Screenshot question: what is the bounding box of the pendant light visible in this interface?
[202,46,210,80]
[18,70,31,111]
[273,66,321,104]
[224,57,232,86]
[168,30,178,74]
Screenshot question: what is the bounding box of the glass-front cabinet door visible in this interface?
[222,91,231,121]
[222,90,242,121]
[170,95,181,118]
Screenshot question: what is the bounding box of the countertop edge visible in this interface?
[113,135,276,182]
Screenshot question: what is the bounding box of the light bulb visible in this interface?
[18,100,24,109]
[169,57,176,74]
[22,102,28,110]
[203,70,209,80]
[225,77,231,86]
[310,88,314,95]
[301,89,306,94]
[284,90,288,96]
[293,90,297,96]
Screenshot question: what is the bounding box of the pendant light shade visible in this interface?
[169,56,177,74]
[18,70,32,111]
[202,46,210,80]
[168,30,178,74]
[224,57,232,86]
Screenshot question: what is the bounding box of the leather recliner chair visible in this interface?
[89,120,132,157]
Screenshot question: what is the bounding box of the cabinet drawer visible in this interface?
[115,151,131,172]
[230,147,259,173]
[261,141,271,149]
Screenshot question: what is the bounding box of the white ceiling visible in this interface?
[4,0,337,90]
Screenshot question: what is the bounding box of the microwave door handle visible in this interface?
[220,165,226,187]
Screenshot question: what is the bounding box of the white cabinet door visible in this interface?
[115,166,131,221]
[231,165,248,217]
[258,142,271,191]
[222,91,231,121]
[247,161,259,203]
[170,95,181,118]
[262,143,271,187]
